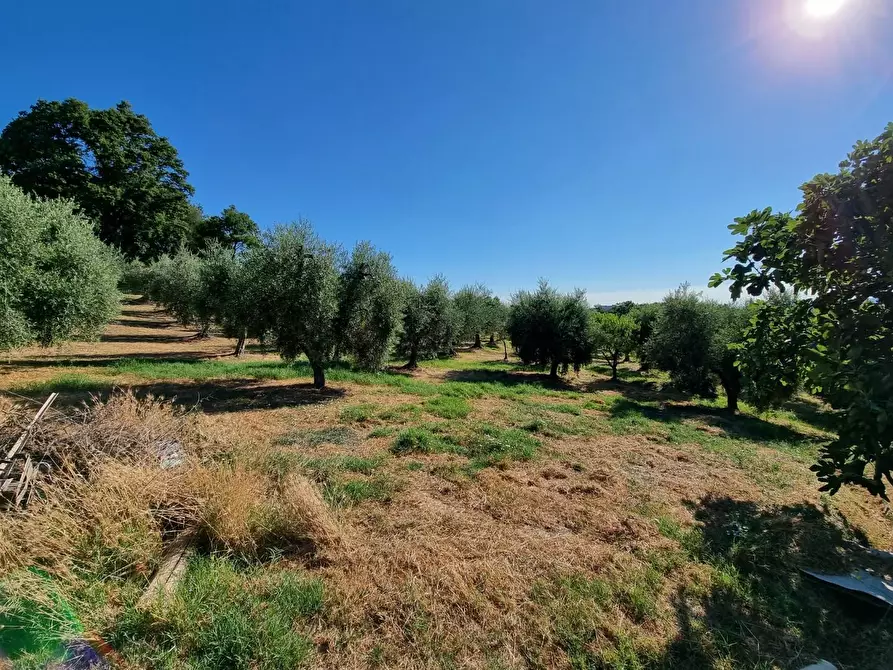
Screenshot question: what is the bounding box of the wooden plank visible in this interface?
[0,393,58,480]
[13,456,36,508]
[137,527,198,609]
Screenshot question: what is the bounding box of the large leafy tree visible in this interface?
[507,281,593,379]
[0,176,120,350]
[710,123,893,497]
[0,98,195,261]
[648,286,747,411]
[195,205,260,253]
[590,312,637,381]
[397,277,456,369]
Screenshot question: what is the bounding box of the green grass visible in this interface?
[262,451,384,481]
[340,403,379,423]
[10,373,113,395]
[532,569,662,668]
[368,426,396,438]
[390,422,539,470]
[109,556,320,669]
[376,403,423,422]
[390,427,461,456]
[324,475,397,506]
[424,395,471,419]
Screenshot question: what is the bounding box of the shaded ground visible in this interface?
[1,299,892,669]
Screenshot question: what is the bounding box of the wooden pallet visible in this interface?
[0,454,38,509]
[0,393,57,510]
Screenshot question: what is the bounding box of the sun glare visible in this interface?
[804,0,847,18]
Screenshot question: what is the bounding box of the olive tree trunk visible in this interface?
[234,328,247,357]
[312,363,326,389]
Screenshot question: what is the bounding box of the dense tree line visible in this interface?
[0,98,260,261]
[2,97,892,498]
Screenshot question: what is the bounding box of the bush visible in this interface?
[0,175,121,350]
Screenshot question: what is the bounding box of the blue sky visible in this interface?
[2,0,891,303]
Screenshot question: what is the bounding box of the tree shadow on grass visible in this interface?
[440,368,577,391]
[608,397,822,446]
[0,351,232,369]
[4,379,344,414]
[100,333,193,344]
[785,397,840,434]
[654,496,892,669]
[112,318,176,329]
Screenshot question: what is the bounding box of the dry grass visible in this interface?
[1,300,892,668]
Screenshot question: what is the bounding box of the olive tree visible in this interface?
[453,283,491,348]
[648,286,747,411]
[507,281,593,379]
[259,224,401,387]
[0,176,120,351]
[195,243,258,355]
[483,296,509,349]
[710,122,893,497]
[629,303,660,371]
[333,242,403,370]
[146,248,208,336]
[397,276,456,369]
[590,312,637,381]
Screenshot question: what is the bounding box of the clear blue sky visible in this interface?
[2,0,891,303]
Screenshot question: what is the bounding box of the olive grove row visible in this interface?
[3,118,893,499]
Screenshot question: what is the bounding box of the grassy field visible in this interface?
[1,300,892,669]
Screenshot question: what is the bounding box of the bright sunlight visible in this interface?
[804,0,848,18]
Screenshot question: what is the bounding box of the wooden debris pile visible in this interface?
[0,393,57,510]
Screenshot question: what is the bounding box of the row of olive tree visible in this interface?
[0,176,121,352]
[505,280,776,412]
[141,225,512,386]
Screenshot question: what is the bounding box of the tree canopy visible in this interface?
[453,283,492,348]
[648,286,747,411]
[0,175,121,350]
[507,281,593,378]
[590,312,637,381]
[711,122,893,497]
[194,205,260,253]
[0,98,195,262]
[397,277,456,369]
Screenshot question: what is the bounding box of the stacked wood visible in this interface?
[0,393,57,510]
